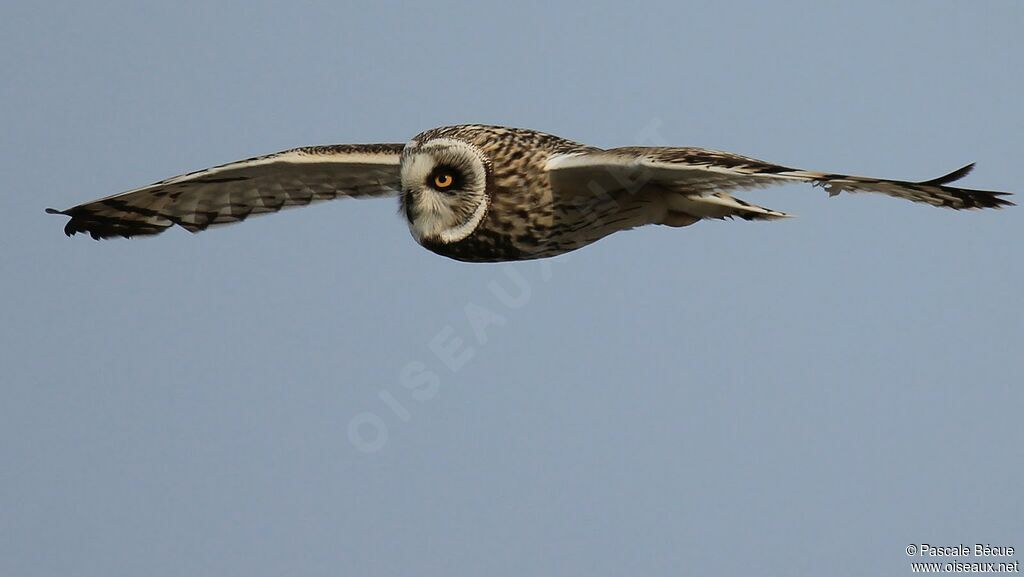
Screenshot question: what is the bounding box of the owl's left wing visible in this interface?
[47,143,405,239]
[546,147,1014,210]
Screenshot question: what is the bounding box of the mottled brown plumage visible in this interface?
[48,124,1014,262]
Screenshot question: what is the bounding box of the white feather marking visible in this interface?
[438,194,489,243]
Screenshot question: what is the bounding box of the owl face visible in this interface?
[400,137,491,246]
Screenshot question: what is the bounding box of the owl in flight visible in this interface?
[48,125,1013,262]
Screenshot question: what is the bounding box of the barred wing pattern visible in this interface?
[547,147,1013,212]
[47,143,405,239]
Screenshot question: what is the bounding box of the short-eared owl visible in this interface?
[48,125,1013,262]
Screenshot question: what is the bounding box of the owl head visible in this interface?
[400,135,491,245]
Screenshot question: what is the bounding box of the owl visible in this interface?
[48,124,1013,262]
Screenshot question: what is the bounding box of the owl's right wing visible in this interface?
[47,143,406,239]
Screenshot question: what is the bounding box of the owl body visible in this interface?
[403,125,660,262]
[48,124,1013,262]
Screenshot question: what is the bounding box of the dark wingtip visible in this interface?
[921,163,975,186]
[987,195,1015,209]
[964,190,1014,210]
[46,207,79,237]
[48,207,109,239]
[915,163,1016,210]
[55,210,164,240]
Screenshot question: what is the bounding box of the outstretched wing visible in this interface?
[48,143,406,239]
[546,147,1014,212]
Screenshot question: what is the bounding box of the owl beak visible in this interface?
[403,190,420,221]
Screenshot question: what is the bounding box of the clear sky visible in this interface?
[2,1,1022,576]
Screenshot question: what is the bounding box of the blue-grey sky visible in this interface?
[2,2,1022,576]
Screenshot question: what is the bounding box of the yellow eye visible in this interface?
[433,172,454,189]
